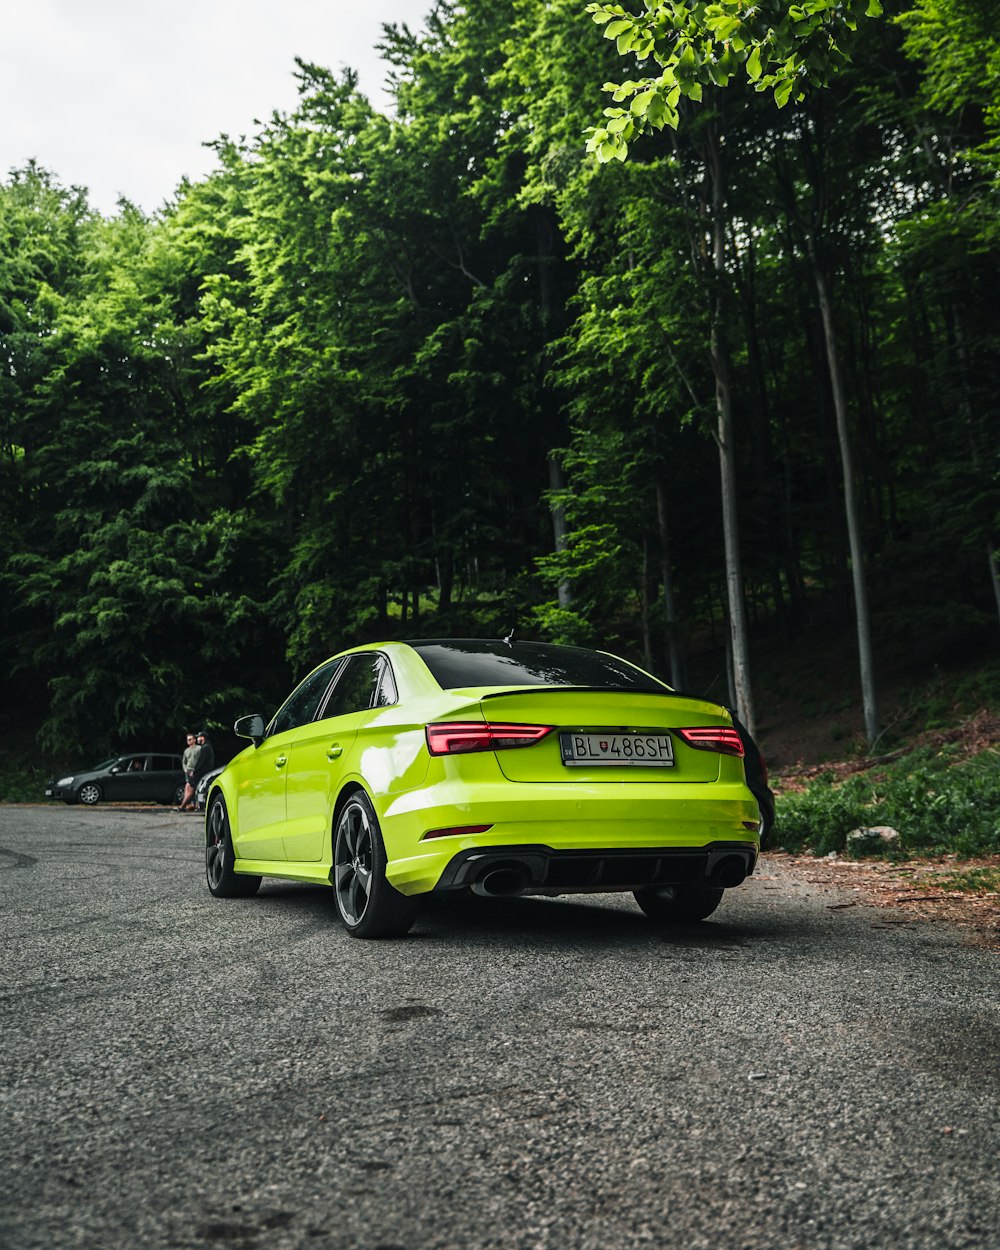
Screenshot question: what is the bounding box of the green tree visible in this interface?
[3,168,279,753]
[585,0,886,159]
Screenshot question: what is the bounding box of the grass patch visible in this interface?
[773,743,1000,858]
[920,866,1000,894]
[0,752,51,803]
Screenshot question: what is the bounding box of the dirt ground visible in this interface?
[763,851,1000,951]
[759,708,1000,951]
[768,707,1000,790]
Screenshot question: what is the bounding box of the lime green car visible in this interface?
[205,639,766,938]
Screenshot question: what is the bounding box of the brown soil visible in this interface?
[767,852,1000,952]
[762,709,1000,952]
[771,707,1000,793]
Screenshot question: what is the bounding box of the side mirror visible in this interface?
[234,714,266,746]
[109,764,122,774]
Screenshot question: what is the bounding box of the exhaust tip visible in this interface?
[472,866,530,897]
[712,855,748,889]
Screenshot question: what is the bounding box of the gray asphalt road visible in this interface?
[1,805,998,1250]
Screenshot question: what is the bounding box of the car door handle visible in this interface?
[275,755,288,769]
[326,745,343,760]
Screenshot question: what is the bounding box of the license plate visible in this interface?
[559,732,674,767]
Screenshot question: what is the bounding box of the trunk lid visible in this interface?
[479,688,732,783]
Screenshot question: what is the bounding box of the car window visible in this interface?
[409,640,665,691]
[269,659,343,737]
[374,659,397,707]
[320,653,385,719]
[151,756,175,771]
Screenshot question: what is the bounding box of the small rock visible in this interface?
[847,825,900,852]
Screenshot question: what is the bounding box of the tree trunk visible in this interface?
[655,476,688,689]
[536,207,572,612]
[547,454,572,609]
[778,117,879,746]
[437,550,454,612]
[810,251,880,746]
[706,128,756,737]
[641,535,653,671]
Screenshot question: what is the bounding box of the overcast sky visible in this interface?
[1,0,431,217]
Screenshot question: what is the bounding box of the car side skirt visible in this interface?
[231,859,332,885]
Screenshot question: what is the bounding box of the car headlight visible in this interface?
[57,776,74,787]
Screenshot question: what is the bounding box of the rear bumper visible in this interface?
[432,841,758,896]
[379,777,761,896]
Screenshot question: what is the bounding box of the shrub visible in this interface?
[773,746,1000,858]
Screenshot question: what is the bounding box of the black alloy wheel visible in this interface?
[332,792,418,939]
[633,883,724,924]
[206,795,261,898]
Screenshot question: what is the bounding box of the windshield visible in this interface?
[409,640,667,692]
[89,757,119,772]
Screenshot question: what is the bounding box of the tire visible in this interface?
[206,795,261,899]
[731,714,775,846]
[751,783,776,845]
[634,883,724,924]
[77,782,102,806]
[333,792,418,938]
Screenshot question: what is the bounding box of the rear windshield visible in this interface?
[410,640,666,691]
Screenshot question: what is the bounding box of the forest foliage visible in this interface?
[1,0,998,759]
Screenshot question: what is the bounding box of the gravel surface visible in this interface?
[2,804,998,1250]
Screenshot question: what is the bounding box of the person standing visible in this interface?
[193,730,215,780]
[192,732,215,802]
[177,732,200,810]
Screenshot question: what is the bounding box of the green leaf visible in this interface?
[630,89,655,115]
[678,43,698,73]
[746,45,763,82]
[774,77,795,107]
[711,17,742,40]
[604,19,632,38]
[866,0,883,15]
[646,94,667,124]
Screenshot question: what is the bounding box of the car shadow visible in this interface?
[418,892,764,949]
[251,880,793,950]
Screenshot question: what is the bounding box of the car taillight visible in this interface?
[675,727,745,757]
[425,722,554,755]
